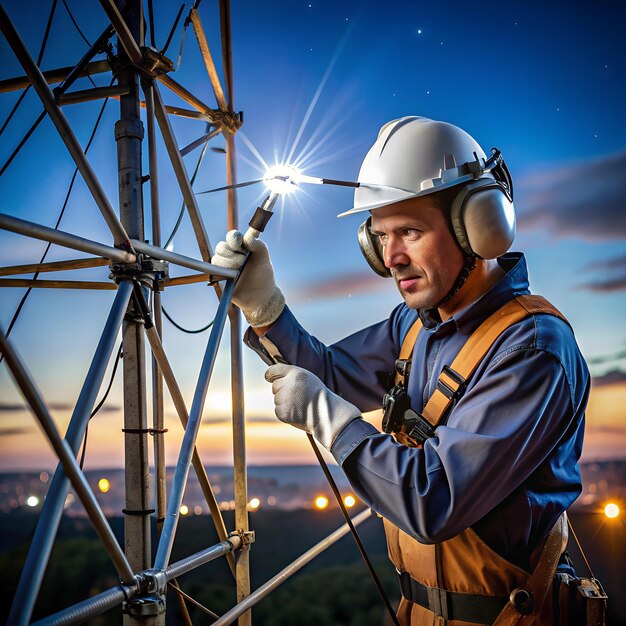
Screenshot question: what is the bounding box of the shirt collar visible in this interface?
[419,253,531,335]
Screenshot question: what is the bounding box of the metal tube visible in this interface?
[153,278,236,569]
[32,584,136,626]
[0,257,110,276]
[212,509,374,626]
[144,79,167,540]
[56,26,116,95]
[165,536,241,580]
[223,120,251,622]
[151,84,214,261]
[156,73,219,120]
[165,273,211,287]
[180,128,221,157]
[58,85,130,106]
[0,6,132,248]
[32,537,241,626]
[0,279,116,289]
[130,239,235,278]
[189,8,228,110]
[113,8,155,623]
[0,59,111,93]
[0,213,135,263]
[144,323,236,576]
[7,282,134,626]
[0,328,135,584]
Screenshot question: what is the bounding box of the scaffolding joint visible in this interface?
[141,47,175,74]
[230,528,255,552]
[213,109,243,135]
[109,255,169,292]
[123,569,167,617]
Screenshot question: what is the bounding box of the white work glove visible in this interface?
[211,229,285,328]
[265,364,362,450]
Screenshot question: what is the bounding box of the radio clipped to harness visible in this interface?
[382,359,436,447]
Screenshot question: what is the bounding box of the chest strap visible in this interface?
[397,295,567,428]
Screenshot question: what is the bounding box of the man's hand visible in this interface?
[211,230,285,328]
[265,364,362,450]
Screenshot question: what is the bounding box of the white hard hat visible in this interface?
[340,116,498,216]
[347,116,516,266]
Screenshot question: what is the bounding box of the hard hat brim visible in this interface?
[337,175,479,218]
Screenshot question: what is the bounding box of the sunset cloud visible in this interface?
[517,150,626,240]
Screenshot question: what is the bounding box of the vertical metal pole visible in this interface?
[227,139,252,626]
[114,2,159,624]
[144,80,167,537]
[219,0,251,619]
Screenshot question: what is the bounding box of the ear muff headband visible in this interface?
[358,218,390,277]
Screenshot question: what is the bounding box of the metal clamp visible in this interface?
[109,255,169,291]
[230,529,256,551]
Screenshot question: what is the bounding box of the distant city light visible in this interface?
[604,502,620,519]
[314,496,329,510]
[267,496,277,506]
[98,478,111,493]
[39,472,49,483]
[344,495,356,508]
[180,504,189,515]
[26,495,39,507]
[248,497,261,511]
[194,505,203,515]
[64,493,75,508]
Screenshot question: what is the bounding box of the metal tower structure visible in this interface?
[0,1,382,624]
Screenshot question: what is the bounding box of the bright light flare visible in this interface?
[314,496,329,510]
[263,165,301,194]
[604,502,620,519]
[344,495,356,508]
[248,497,261,511]
[26,495,40,507]
[180,504,189,516]
[98,478,111,493]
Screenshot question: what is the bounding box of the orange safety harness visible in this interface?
[385,295,571,625]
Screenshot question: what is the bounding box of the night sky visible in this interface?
[0,0,625,469]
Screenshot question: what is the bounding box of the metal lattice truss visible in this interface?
[0,2,376,625]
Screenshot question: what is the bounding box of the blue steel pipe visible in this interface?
[6,281,134,626]
[154,278,236,569]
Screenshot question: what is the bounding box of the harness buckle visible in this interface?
[436,364,466,400]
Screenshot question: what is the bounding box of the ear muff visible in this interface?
[358,217,391,277]
[449,178,516,259]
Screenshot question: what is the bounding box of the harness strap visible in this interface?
[397,570,508,624]
[395,317,422,385]
[422,295,567,426]
[492,514,567,625]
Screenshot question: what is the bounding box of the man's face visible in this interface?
[370,196,465,310]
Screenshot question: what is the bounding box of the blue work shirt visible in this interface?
[245,253,589,569]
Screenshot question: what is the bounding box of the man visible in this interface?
[212,117,589,624]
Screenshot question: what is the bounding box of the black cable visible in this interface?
[61,0,91,47]
[60,0,98,89]
[162,305,214,334]
[307,434,401,626]
[161,3,186,57]
[147,0,156,48]
[0,110,46,177]
[79,340,124,469]
[163,136,210,249]
[0,94,110,364]
[0,0,58,137]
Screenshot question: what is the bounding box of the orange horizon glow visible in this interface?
[1,381,625,471]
